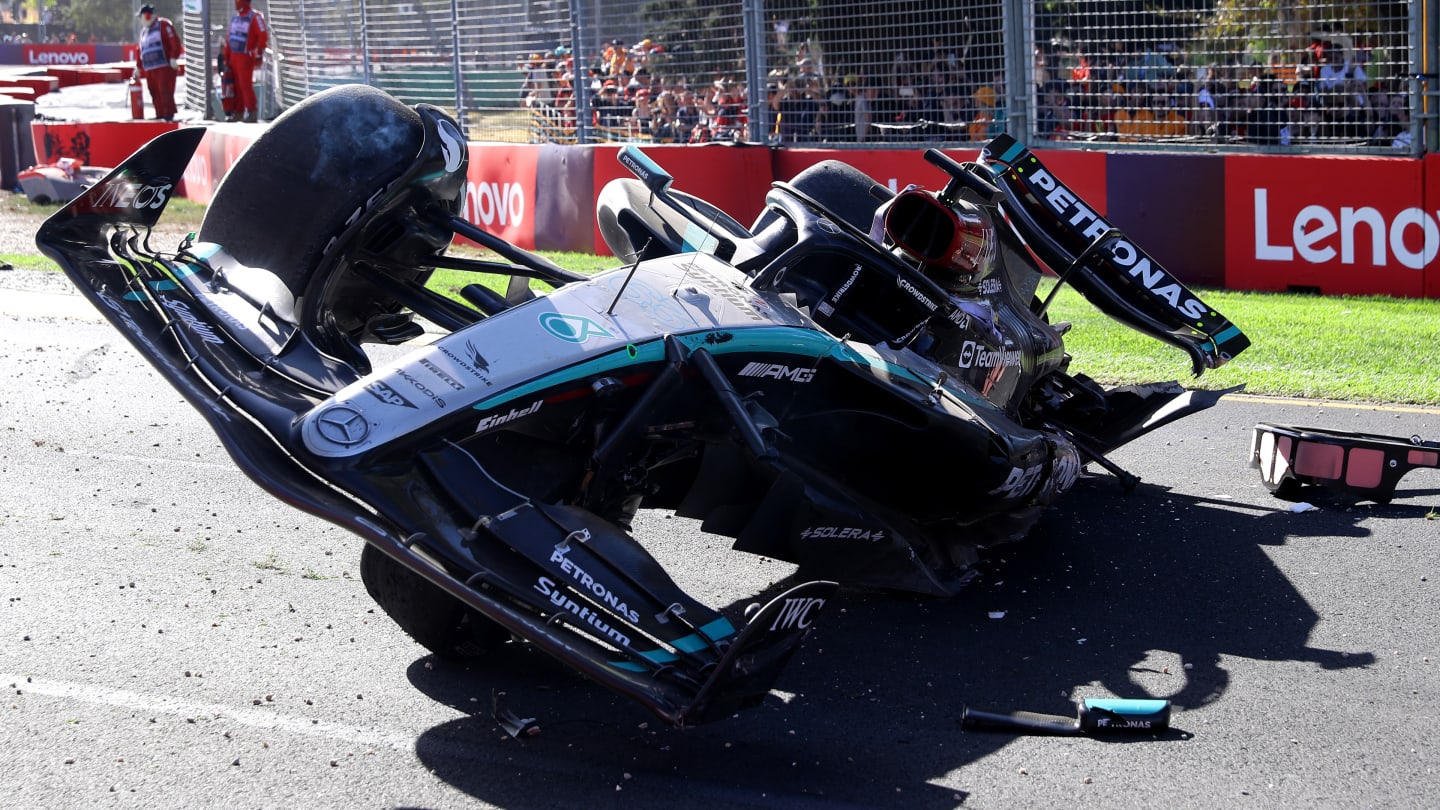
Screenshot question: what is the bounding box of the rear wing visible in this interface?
[979,134,1249,376]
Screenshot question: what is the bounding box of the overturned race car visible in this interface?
[37,84,1247,727]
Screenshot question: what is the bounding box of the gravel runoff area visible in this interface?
[0,194,199,297]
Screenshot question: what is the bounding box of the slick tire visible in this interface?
[787,159,891,233]
[359,543,509,660]
[198,84,429,354]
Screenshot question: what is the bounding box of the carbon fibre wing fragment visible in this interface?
[980,134,1249,376]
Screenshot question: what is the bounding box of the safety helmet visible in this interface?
[882,189,996,293]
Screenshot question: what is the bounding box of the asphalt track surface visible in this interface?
[1,298,1437,809]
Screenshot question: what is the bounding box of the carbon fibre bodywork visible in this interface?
[36,85,1247,726]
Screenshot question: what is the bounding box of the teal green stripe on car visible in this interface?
[1212,325,1243,344]
[673,616,738,653]
[122,278,180,300]
[471,326,860,411]
[608,616,737,671]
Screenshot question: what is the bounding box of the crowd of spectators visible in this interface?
[1034,32,1412,149]
[519,35,1015,146]
[520,38,754,144]
[520,29,1411,150]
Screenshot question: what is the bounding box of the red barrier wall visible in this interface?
[1428,153,1440,299]
[146,126,1440,299]
[1225,155,1430,297]
[461,143,541,249]
[589,142,774,254]
[771,147,1107,212]
[32,120,178,168]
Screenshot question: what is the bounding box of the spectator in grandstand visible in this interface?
[632,39,656,71]
[971,71,1002,119]
[914,68,946,134]
[651,88,679,143]
[593,81,630,134]
[225,0,268,123]
[1069,80,1118,140]
[1035,81,1070,137]
[773,77,819,143]
[1152,92,1188,139]
[1371,91,1411,149]
[1315,45,1368,140]
[706,77,747,141]
[1193,79,1218,137]
[850,75,875,144]
[134,4,182,122]
[966,73,1006,142]
[815,77,852,141]
[1112,86,1147,142]
[673,87,700,142]
[604,39,634,79]
[520,53,555,109]
[631,88,654,139]
[1243,76,1287,145]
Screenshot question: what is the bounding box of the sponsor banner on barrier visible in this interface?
[591,143,774,254]
[1428,153,1440,299]
[1108,152,1226,287]
[20,45,98,67]
[771,147,1108,217]
[1225,155,1430,297]
[31,120,179,168]
[162,133,1435,299]
[462,144,539,249]
[535,143,594,253]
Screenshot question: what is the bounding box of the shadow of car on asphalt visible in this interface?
[402,472,1386,808]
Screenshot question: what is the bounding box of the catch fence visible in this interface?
[179,0,1434,156]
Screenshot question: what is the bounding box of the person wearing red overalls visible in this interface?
[225,0,268,122]
[135,4,183,121]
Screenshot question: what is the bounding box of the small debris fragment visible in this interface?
[987,611,1006,619]
[1287,502,1317,513]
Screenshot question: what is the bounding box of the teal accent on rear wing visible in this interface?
[979,134,1249,376]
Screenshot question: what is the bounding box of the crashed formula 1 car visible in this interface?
[18,157,111,204]
[37,84,1247,727]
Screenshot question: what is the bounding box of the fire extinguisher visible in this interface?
[129,72,144,120]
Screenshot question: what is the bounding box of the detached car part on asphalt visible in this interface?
[1251,423,1440,504]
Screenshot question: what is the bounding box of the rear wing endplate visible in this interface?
[979,134,1249,376]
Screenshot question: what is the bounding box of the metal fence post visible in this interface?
[742,0,766,144]
[570,0,590,145]
[360,0,372,87]
[1416,0,1438,155]
[451,0,466,132]
[1002,0,1030,141]
[203,0,215,119]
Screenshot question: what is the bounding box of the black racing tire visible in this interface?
[199,84,423,290]
[197,85,428,351]
[359,543,510,660]
[786,159,892,234]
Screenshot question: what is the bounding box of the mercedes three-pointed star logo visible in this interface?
[315,405,370,446]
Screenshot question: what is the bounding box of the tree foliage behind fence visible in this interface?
[182,0,1430,155]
